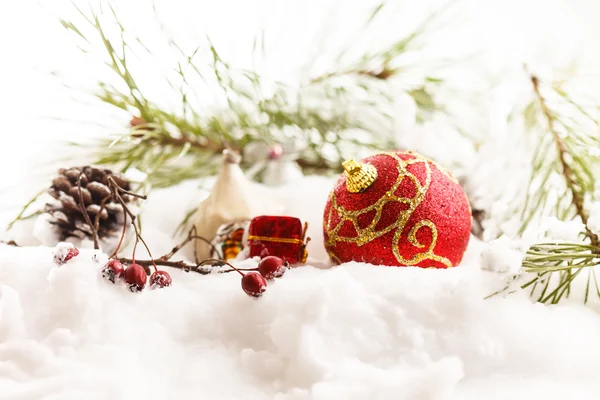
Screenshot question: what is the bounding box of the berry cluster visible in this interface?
[52,243,172,292]
[102,259,172,292]
[53,243,287,298]
[239,256,288,298]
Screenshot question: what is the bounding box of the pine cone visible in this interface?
[44,166,134,242]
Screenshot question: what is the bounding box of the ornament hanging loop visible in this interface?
[342,159,377,193]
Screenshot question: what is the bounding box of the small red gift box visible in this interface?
[247,215,309,264]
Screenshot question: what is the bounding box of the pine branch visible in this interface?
[518,73,600,235]
[310,0,455,84]
[10,2,468,234]
[57,1,457,188]
[531,75,599,247]
[511,74,600,304]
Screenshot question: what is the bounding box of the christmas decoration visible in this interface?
[40,166,133,247]
[102,259,124,283]
[247,215,310,264]
[210,221,249,260]
[149,270,172,289]
[244,141,305,186]
[193,149,277,260]
[53,242,80,265]
[123,263,147,292]
[323,151,471,268]
[241,272,268,298]
[262,150,304,186]
[257,256,288,280]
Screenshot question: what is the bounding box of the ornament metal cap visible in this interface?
[223,148,241,164]
[342,159,377,193]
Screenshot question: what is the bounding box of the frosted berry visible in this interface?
[64,248,80,262]
[149,270,172,289]
[258,256,288,280]
[102,259,124,283]
[53,242,80,265]
[123,263,147,292]
[241,272,268,297]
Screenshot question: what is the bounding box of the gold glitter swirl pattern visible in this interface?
[395,220,450,266]
[324,152,452,268]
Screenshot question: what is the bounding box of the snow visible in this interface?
[479,236,523,274]
[1,249,600,399]
[587,202,600,236]
[0,178,599,399]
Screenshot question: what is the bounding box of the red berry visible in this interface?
[53,243,80,265]
[149,270,172,289]
[241,272,268,297]
[258,256,288,280]
[102,259,124,283]
[123,263,147,292]
[64,248,79,262]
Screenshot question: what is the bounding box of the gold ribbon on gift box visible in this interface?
[248,222,311,263]
[247,235,303,244]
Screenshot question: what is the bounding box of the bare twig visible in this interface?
[107,177,157,272]
[158,226,222,261]
[110,211,128,259]
[117,257,257,275]
[199,258,250,277]
[111,184,148,200]
[93,195,111,236]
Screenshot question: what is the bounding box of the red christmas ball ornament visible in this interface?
[323,151,471,268]
[123,263,147,292]
[149,270,172,289]
[241,272,268,297]
[102,259,124,283]
[258,256,288,280]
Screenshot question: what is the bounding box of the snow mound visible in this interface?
[2,243,600,399]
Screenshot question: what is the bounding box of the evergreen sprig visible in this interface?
[512,74,600,304]
[58,1,452,188]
